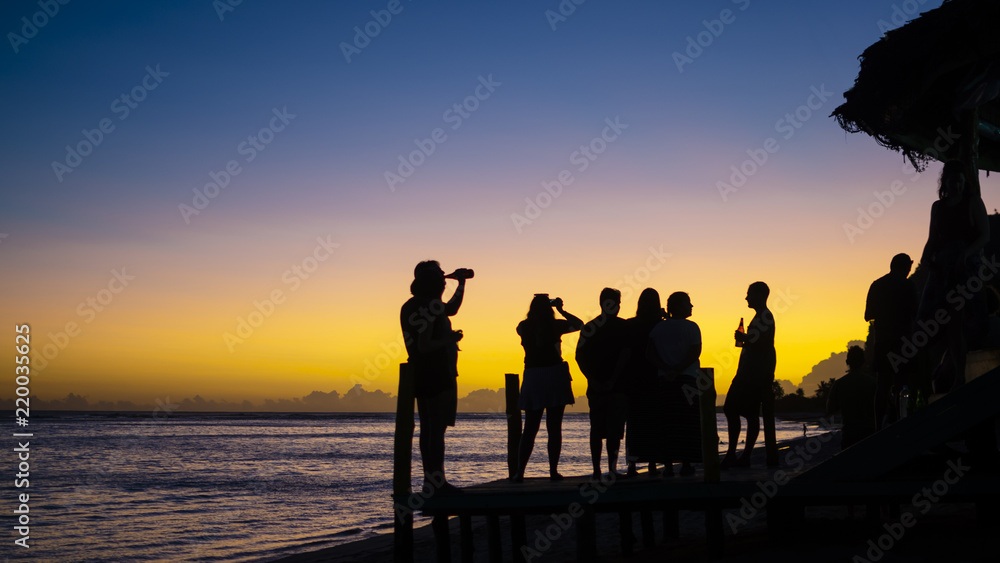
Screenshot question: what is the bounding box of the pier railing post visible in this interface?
[505,373,522,479]
[762,382,778,467]
[393,363,416,563]
[699,367,720,483]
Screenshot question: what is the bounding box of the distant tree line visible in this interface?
[771,378,836,413]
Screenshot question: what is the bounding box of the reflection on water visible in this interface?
[29,412,825,561]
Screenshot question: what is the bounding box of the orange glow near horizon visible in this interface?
[5,166,996,407]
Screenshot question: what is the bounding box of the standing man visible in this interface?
[864,253,917,429]
[400,261,472,494]
[722,282,776,469]
[576,287,629,479]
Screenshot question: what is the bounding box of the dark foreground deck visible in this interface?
[413,438,998,562]
[393,363,1000,562]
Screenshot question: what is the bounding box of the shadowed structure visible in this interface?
[831,0,1000,177]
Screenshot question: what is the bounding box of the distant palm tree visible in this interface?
[771,380,785,401]
[814,378,837,407]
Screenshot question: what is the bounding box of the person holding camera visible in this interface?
[400,261,473,494]
[511,293,583,482]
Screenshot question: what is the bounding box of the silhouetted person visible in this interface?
[722,282,776,469]
[576,287,629,479]
[865,253,917,429]
[918,159,989,392]
[827,345,877,449]
[622,288,668,476]
[647,291,703,476]
[400,261,472,494]
[511,294,583,482]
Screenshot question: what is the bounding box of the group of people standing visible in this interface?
[400,259,777,492]
[504,282,778,481]
[399,160,993,492]
[843,159,993,450]
[507,287,706,482]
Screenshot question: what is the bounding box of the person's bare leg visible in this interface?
[514,409,543,481]
[739,414,760,467]
[607,438,620,476]
[721,404,742,468]
[590,431,603,479]
[546,406,566,480]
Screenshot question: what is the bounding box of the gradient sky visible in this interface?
[2,0,995,406]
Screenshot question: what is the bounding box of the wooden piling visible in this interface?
[699,367,720,483]
[511,513,527,563]
[619,510,634,555]
[698,367,724,555]
[577,507,597,562]
[487,514,502,563]
[459,515,473,562]
[640,509,655,547]
[505,373,522,479]
[762,384,779,467]
[432,515,452,563]
[393,363,416,563]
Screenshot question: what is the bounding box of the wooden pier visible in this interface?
[391,362,1000,562]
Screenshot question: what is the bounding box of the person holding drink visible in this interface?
[721,282,776,469]
[399,261,473,493]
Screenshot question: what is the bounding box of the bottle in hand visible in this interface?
[735,318,745,347]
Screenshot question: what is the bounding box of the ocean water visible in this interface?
[12,412,827,562]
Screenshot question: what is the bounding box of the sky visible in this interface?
[2,0,994,407]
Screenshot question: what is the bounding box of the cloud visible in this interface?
[3,385,525,413]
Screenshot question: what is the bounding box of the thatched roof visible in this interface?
[831,0,1000,172]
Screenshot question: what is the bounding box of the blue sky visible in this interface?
[5,0,988,403]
